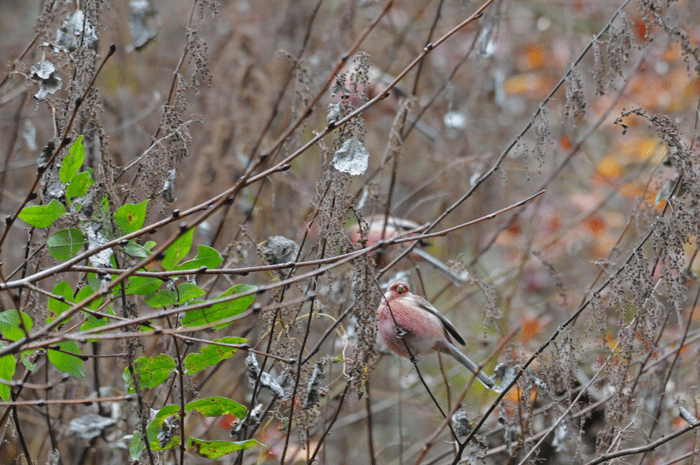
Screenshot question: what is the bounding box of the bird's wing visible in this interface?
[411,248,465,284]
[414,297,466,346]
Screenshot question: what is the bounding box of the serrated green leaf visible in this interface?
[47,281,74,323]
[0,310,33,341]
[181,284,256,329]
[59,135,84,184]
[47,228,86,260]
[114,201,149,235]
[184,337,247,374]
[186,396,247,418]
[123,354,176,392]
[124,276,162,296]
[18,199,65,228]
[0,343,16,402]
[47,341,84,378]
[175,245,223,271]
[66,170,94,205]
[187,438,261,459]
[162,228,194,271]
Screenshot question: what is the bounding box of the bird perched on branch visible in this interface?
[377,280,495,390]
[347,214,466,284]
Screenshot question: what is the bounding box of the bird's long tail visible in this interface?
[412,247,465,285]
[443,342,496,390]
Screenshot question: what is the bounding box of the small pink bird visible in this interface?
[377,281,495,389]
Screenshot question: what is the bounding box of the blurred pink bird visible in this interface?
[348,215,465,284]
[377,281,495,389]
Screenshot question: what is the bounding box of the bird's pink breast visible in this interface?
[377,298,445,357]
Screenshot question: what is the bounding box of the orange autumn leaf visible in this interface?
[521,44,547,70]
[503,73,550,96]
[559,133,573,151]
[673,415,693,431]
[597,158,622,178]
[520,316,545,343]
[218,413,238,429]
[505,384,538,404]
[633,138,666,162]
[618,182,647,200]
[666,70,700,111]
[632,17,648,40]
[586,216,606,234]
[663,42,683,61]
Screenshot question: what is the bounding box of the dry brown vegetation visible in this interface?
[1,0,700,464]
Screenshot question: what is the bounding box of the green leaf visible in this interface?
[81,315,109,336]
[184,337,247,374]
[122,405,180,461]
[124,276,162,296]
[47,281,74,323]
[66,170,94,204]
[127,404,180,458]
[18,199,65,228]
[127,431,145,461]
[99,194,110,218]
[186,396,247,418]
[87,273,102,292]
[0,344,16,402]
[59,135,84,184]
[123,240,155,258]
[147,405,180,451]
[114,201,149,235]
[126,403,182,461]
[144,289,178,308]
[162,228,194,271]
[144,282,205,308]
[0,310,33,341]
[47,341,85,378]
[123,354,176,392]
[75,286,102,310]
[177,282,206,303]
[47,228,86,260]
[20,350,35,371]
[154,435,181,453]
[181,284,256,329]
[81,305,114,339]
[187,438,261,459]
[175,245,223,271]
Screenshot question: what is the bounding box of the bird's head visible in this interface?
[388,281,410,298]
